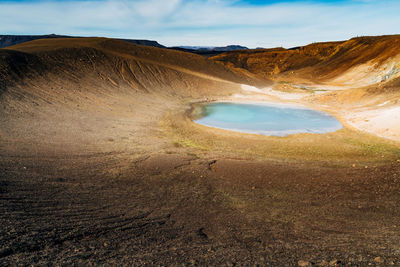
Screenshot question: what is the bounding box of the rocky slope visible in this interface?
[0,37,254,102]
[212,35,400,89]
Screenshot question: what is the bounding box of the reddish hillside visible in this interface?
[212,35,400,87]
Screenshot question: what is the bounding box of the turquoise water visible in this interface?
[194,102,342,136]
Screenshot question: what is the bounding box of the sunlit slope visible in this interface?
[0,37,267,153]
[0,37,265,111]
[212,35,400,88]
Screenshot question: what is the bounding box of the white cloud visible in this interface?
[132,0,182,18]
[0,0,399,48]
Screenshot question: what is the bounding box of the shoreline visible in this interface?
[219,84,400,142]
[190,100,343,137]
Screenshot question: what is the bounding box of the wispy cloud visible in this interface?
[0,0,399,48]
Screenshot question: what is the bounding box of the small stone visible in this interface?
[103,242,108,247]
[374,257,384,263]
[329,259,339,266]
[298,260,311,266]
[251,186,256,190]
[319,260,329,266]
[352,164,356,167]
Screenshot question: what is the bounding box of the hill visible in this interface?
[211,35,400,89]
[0,37,255,97]
[0,34,165,49]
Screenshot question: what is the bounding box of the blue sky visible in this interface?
[0,0,399,48]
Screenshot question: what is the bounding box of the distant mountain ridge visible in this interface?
[0,34,165,49]
[169,45,248,57]
[0,34,249,58]
[178,45,248,51]
[0,34,70,48]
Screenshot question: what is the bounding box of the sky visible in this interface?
[0,0,399,48]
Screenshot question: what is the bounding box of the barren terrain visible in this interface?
[1,37,400,266]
